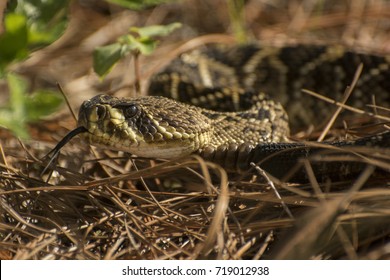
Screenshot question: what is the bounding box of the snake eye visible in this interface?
[95,105,106,120]
[124,105,138,118]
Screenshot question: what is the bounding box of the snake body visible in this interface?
[77,44,390,178]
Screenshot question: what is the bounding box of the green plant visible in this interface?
[0,0,68,138]
[227,0,248,44]
[104,0,176,10]
[0,0,68,74]
[93,22,182,78]
[0,73,63,139]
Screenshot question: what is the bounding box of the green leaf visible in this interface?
[25,90,64,121]
[15,0,69,47]
[119,35,157,55]
[93,43,125,77]
[131,22,182,38]
[0,0,69,71]
[0,73,29,138]
[0,112,30,139]
[132,37,157,55]
[104,0,175,10]
[0,13,29,68]
[93,22,181,78]
[0,73,63,139]
[28,20,68,46]
[7,73,27,119]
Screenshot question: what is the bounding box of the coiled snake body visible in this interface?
[76,44,390,178]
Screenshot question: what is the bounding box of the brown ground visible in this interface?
[0,0,390,259]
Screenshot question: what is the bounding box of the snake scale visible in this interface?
[63,44,390,180]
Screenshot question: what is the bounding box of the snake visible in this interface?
[54,44,390,179]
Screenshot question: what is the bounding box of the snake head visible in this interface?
[77,94,212,158]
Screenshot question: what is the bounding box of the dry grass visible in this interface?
[1,0,390,259]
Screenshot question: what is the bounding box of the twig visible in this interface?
[132,50,141,95]
[0,142,8,168]
[252,231,273,260]
[251,163,294,219]
[316,63,363,142]
[302,88,390,123]
[302,160,325,202]
[57,83,78,123]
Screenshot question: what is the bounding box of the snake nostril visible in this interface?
[95,105,106,120]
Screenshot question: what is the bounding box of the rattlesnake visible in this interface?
[54,44,390,179]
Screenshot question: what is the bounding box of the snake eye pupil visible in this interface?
[95,105,106,120]
[124,105,138,118]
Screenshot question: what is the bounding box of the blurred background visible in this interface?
[1,0,390,130]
